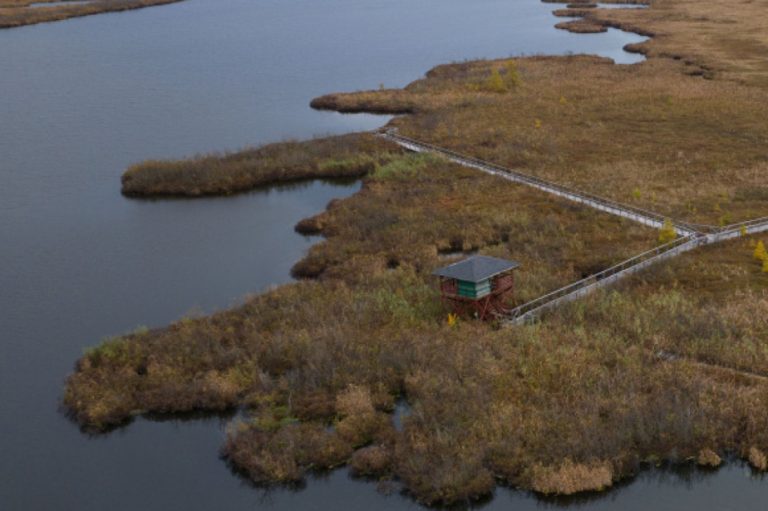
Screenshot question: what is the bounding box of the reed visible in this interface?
[312,54,768,225]
[121,133,399,197]
[0,0,183,29]
[64,156,768,504]
[61,0,768,503]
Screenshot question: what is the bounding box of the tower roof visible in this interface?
[433,255,519,283]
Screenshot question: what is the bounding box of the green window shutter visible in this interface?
[475,279,492,298]
[456,279,492,299]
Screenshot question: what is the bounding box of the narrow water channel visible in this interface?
[4,0,760,509]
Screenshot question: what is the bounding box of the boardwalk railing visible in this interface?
[379,130,717,236]
[377,129,768,323]
[504,219,768,324]
[721,215,768,236]
[505,235,704,324]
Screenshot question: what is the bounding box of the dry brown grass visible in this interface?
[555,17,607,34]
[289,154,658,303]
[529,459,614,495]
[554,0,768,88]
[121,133,399,197]
[64,153,768,503]
[614,235,768,376]
[0,0,182,29]
[66,154,659,428]
[313,55,768,225]
[61,0,768,503]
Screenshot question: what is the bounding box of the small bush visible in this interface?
[336,385,375,417]
[483,68,508,93]
[658,218,677,244]
[754,240,767,261]
[350,445,392,476]
[696,448,722,467]
[748,447,767,471]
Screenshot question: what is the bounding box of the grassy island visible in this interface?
[121,133,399,197]
[64,0,768,505]
[0,0,183,29]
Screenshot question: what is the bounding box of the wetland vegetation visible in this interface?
[313,54,768,226]
[0,0,182,28]
[121,133,398,197]
[62,0,768,505]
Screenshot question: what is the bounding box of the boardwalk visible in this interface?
[379,129,768,323]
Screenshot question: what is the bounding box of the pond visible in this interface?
[3,0,756,509]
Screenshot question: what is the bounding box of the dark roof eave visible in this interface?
[432,255,520,283]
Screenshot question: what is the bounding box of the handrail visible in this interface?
[379,130,720,235]
[722,215,768,232]
[504,235,697,320]
[377,129,768,323]
[504,220,768,323]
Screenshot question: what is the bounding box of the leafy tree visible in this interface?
[754,240,767,261]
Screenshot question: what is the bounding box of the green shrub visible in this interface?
[658,218,677,244]
[483,68,508,93]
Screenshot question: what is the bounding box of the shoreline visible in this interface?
[62,0,768,505]
[115,3,652,199]
[120,133,399,198]
[0,0,184,29]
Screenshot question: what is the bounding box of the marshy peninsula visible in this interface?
[4,0,768,509]
[0,0,182,28]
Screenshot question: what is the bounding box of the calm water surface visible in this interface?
[3,0,763,509]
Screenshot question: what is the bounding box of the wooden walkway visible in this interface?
[381,130,704,236]
[379,129,768,323]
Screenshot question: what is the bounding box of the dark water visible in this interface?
[3,0,762,509]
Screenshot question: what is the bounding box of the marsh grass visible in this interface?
[312,55,768,225]
[557,0,768,87]
[65,153,768,503]
[121,133,399,197]
[529,459,614,495]
[0,0,182,28]
[60,0,768,502]
[288,155,657,301]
